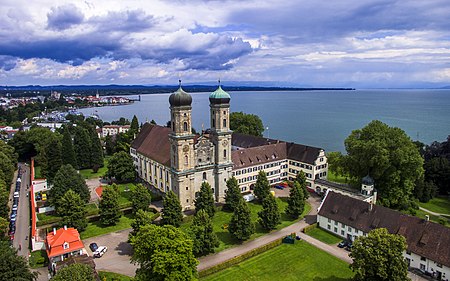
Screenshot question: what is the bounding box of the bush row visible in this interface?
[302,222,318,234]
[198,238,283,278]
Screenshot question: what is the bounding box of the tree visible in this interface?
[350,228,409,281]
[424,156,450,196]
[224,177,243,211]
[51,264,94,281]
[286,181,305,219]
[295,170,309,199]
[130,115,139,134]
[413,179,438,203]
[41,137,62,182]
[327,151,346,178]
[0,241,38,281]
[104,134,116,155]
[230,112,264,137]
[130,224,198,281]
[0,182,9,218]
[73,127,91,169]
[130,209,155,239]
[189,209,219,257]
[57,189,87,232]
[131,184,152,213]
[106,151,136,183]
[0,152,14,185]
[50,164,90,208]
[258,194,280,230]
[254,171,270,201]
[228,199,254,241]
[194,181,215,217]
[162,190,183,227]
[342,120,423,208]
[99,185,121,226]
[0,217,8,237]
[89,127,104,172]
[61,127,77,168]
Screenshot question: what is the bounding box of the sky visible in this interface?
[1,0,450,88]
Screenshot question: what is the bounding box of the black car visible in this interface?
[338,240,349,248]
[345,242,353,251]
[89,243,99,252]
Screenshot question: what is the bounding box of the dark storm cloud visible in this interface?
[0,56,17,71]
[47,4,84,30]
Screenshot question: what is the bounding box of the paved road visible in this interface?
[419,206,446,216]
[11,163,31,258]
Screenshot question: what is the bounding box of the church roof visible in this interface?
[318,191,450,268]
[209,85,230,104]
[131,123,172,166]
[169,86,192,107]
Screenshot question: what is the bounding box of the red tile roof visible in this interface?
[131,123,172,166]
[46,227,84,258]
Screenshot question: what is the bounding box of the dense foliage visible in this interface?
[258,195,280,230]
[50,164,90,208]
[130,209,155,239]
[228,199,254,241]
[61,127,77,168]
[99,185,121,226]
[286,181,305,219]
[224,177,242,212]
[350,228,409,281]
[51,264,94,281]
[230,111,264,137]
[130,224,198,281]
[254,171,270,201]
[57,189,87,232]
[189,209,219,257]
[131,184,152,213]
[107,151,136,183]
[295,170,309,199]
[161,190,183,227]
[194,181,215,217]
[0,241,38,281]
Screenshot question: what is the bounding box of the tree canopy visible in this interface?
[40,137,62,182]
[61,127,77,168]
[258,194,280,230]
[107,151,136,183]
[350,228,409,281]
[224,177,242,212]
[230,111,264,137]
[73,127,91,169]
[51,264,94,281]
[286,181,305,219]
[99,185,121,226]
[342,120,423,208]
[130,224,198,281]
[189,209,219,257]
[254,171,270,201]
[50,164,90,208]
[130,209,155,239]
[0,241,38,281]
[131,184,152,213]
[57,189,87,232]
[162,190,183,227]
[228,199,254,241]
[89,127,104,172]
[194,181,215,218]
[295,170,309,199]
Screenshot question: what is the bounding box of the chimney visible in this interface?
[64,225,67,230]
[53,228,56,235]
[425,215,429,222]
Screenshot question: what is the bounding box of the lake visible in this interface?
[80,89,450,152]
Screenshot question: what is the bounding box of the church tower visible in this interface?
[209,83,233,201]
[169,82,195,209]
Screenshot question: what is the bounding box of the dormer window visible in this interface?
[63,242,69,250]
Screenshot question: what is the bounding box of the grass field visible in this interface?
[29,250,48,269]
[201,240,353,281]
[80,212,134,240]
[98,271,134,281]
[181,199,311,252]
[306,227,342,245]
[34,166,43,179]
[79,158,110,179]
[418,197,450,215]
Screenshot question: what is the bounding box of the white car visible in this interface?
[243,194,255,202]
[93,246,108,258]
[13,192,19,198]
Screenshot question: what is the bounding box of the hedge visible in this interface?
[302,222,318,234]
[199,238,283,278]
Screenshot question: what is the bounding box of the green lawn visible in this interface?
[80,212,134,240]
[306,227,342,245]
[34,166,43,179]
[181,199,311,252]
[79,157,110,179]
[201,240,353,281]
[418,197,450,215]
[114,183,136,208]
[413,208,450,227]
[98,271,134,281]
[29,250,48,269]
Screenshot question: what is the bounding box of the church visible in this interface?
[130,84,329,209]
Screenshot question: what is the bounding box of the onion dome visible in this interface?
[169,82,192,107]
[362,175,374,185]
[209,85,230,104]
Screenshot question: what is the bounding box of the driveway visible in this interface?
[82,228,138,277]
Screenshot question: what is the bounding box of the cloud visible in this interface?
[47,4,84,30]
[0,56,17,71]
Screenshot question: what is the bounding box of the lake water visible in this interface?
[80,89,450,152]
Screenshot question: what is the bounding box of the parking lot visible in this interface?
[82,228,137,277]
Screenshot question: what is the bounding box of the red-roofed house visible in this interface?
[46,226,85,263]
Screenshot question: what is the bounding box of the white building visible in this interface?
[131,85,328,209]
[317,191,450,281]
[102,125,130,137]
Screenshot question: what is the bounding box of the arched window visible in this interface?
[203,172,207,180]
[223,118,227,128]
[223,149,227,158]
[183,122,188,132]
[185,155,188,165]
[212,118,215,128]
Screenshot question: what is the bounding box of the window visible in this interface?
[223,149,227,158]
[328,218,331,223]
[63,242,69,249]
[186,187,188,190]
[348,226,352,232]
[183,122,188,132]
[186,199,189,203]
[341,230,345,236]
[334,221,338,225]
[406,250,411,255]
[334,227,337,233]
[203,172,207,180]
[421,256,426,261]
[420,264,425,271]
[185,156,188,165]
[212,118,215,128]
[327,225,331,230]
[223,119,227,127]
[437,263,442,268]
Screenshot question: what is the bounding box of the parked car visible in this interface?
[93,246,108,258]
[345,242,353,251]
[13,192,19,198]
[243,194,255,202]
[274,185,285,190]
[338,240,349,248]
[12,206,18,212]
[89,243,99,252]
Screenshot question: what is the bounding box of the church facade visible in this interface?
[130,85,328,209]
